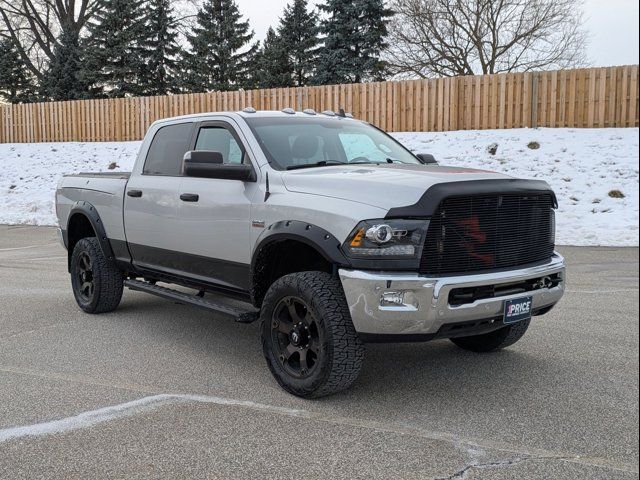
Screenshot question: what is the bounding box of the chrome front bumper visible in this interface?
[339,253,565,337]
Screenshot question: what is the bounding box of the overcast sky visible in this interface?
[235,0,639,68]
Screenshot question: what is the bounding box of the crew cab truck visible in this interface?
[56,109,566,398]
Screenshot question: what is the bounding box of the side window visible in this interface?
[143,123,192,175]
[339,133,388,163]
[195,126,244,164]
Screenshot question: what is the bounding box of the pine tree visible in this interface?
[42,24,90,101]
[241,40,262,90]
[277,0,320,86]
[0,39,37,103]
[182,0,259,92]
[139,0,182,96]
[255,28,294,88]
[81,0,148,98]
[313,0,392,85]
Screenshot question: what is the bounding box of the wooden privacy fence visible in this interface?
[0,65,638,143]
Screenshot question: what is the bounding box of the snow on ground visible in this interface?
[0,128,637,246]
[394,128,639,247]
[0,142,139,227]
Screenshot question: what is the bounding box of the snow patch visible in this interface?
[394,128,639,247]
[0,128,637,246]
[0,393,308,444]
[0,141,139,226]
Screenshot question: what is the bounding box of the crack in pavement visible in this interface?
[433,454,600,480]
[0,365,637,476]
[434,456,529,480]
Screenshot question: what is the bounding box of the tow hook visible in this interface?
[534,276,553,289]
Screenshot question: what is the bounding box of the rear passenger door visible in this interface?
[175,120,259,291]
[124,121,194,272]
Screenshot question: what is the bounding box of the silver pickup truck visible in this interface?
[56,109,565,397]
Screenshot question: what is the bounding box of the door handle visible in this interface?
[127,190,142,198]
[180,193,199,202]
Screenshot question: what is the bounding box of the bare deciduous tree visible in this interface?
[0,0,98,80]
[386,0,588,78]
[0,0,200,82]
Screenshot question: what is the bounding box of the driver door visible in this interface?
[174,119,260,292]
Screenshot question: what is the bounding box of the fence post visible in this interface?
[531,73,539,128]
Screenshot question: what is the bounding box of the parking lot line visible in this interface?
[0,364,637,475]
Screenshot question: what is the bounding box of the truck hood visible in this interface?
[281,164,511,210]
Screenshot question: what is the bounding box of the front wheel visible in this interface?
[260,272,365,398]
[70,237,123,313]
[450,319,531,352]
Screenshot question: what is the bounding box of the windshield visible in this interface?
[244,116,422,170]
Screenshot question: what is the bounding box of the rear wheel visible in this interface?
[260,271,364,398]
[450,319,531,352]
[70,237,123,313]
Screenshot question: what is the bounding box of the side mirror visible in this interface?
[183,151,256,181]
[416,153,438,164]
[183,150,223,177]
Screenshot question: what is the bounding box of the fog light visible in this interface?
[380,291,404,306]
[379,290,419,310]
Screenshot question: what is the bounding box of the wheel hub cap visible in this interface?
[289,324,309,347]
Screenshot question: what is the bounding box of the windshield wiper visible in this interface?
[286,160,348,170]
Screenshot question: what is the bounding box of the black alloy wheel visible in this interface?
[75,251,95,302]
[270,296,322,379]
[260,271,364,398]
[70,237,123,313]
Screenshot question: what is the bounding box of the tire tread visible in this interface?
[260,271,364,398]
[71,237,123,313]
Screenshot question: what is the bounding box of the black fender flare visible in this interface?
[65,201,116,271]
[250,221,352,305]
[251,220,350,271]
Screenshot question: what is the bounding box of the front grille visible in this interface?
[420,193,555,275]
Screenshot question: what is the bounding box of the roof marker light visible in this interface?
[242,107,256,113]
[321,110,336,116]
[303,109,316,115]
[282,108,295,114]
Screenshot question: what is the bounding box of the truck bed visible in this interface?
[56,172,130,244]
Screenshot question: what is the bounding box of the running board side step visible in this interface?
[124,279,259,323]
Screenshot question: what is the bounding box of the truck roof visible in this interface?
[150,109,362,127]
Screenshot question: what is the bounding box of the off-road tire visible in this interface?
[70,237,123,313]
[260,271,365,398]
[450,319,531,352]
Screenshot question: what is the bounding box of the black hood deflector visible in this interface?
[385,179,558,218]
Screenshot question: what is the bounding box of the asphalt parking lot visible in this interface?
[0,225,638,479]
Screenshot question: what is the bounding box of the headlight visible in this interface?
[343,219,428,259]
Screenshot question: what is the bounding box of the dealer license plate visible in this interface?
[503,296,533,324]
